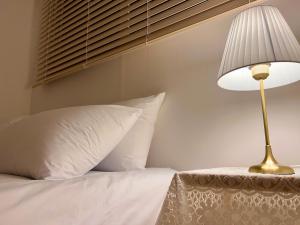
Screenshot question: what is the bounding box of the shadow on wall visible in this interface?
[27,0,42,88]
[0,0,37,124]
[31,58,123,111]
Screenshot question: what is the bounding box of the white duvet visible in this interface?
[0,168,174,225]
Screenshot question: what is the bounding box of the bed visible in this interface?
[0,168,174,225]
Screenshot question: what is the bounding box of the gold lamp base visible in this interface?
[249,164,295,175]
[249,145,295,175]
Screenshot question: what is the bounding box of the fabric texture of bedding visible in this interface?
[0,105,142,180]
[96,93,165,171]
[0,168,174,225]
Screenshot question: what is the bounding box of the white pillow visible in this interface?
[0,105,142,180]
[95,93,165,171]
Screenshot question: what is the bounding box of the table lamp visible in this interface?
[218,6,300,175]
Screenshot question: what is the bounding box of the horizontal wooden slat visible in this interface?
[40,1,76,35]
[40,0,65,21]
[88,21,147,51]
[87,28,146,58]
[40,0,83,29]
[148,0,170,9]
[38,42,86,69]
[149,0,255,39]
[36,64,84,83]
[87,36,145,65]
[40,16,87,50]
[88,5,147,45]
[40,45,86,69]
[149,0,208,24]
[39,0,146,53]
[44,54,87,77]
[36,0,257,86]
[40,1,145,49]
[39,19,86,53]
[40,21,147,67]
[35,37,145,85]
[43,1,88,35]
[39,29,145,74]
[89,0,114,9]
[89,2,129,26]
[90,0,125,16]
[89,0,145,25]
[40,1,88,42]
[39,25,86,58]
[149,0,226,32]
[42,34,86,59]
[39,19,86,52]
[41,42,86,67]
[89,13,147,42]
[90,0,142,15]
[149,0,188,17]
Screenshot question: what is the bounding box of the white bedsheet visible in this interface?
[0,168,174,225]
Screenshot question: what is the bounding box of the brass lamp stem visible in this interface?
[258,79,279,167]
[248,64,294,175]
[259,80,271,146]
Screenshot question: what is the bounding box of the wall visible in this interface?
[31,0,300,171]
[0,0,37,124]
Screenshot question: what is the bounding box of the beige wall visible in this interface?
[0,0,37,124]
[31,0,300,170]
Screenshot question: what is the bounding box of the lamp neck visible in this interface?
[251,64,271,146]
[258,79,271,146]
[251,64,270,81]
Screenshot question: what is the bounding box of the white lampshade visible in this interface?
[218,6,300,91]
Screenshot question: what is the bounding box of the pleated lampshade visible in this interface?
[218,6,300,91]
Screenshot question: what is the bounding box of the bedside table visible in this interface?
[156,167,300,225]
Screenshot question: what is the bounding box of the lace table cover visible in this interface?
[156,167,300,225]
